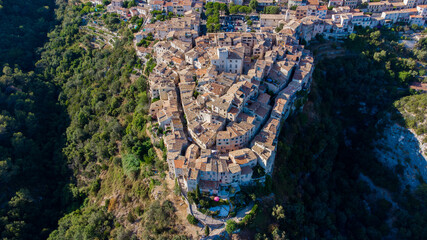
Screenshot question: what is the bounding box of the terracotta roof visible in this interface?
[199,180,219,190]
[307,0,319,5]
[228,163,241,174]
[196,68,207,76]
[174,159,185,169]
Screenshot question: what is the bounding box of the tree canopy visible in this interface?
[0,0,57,70]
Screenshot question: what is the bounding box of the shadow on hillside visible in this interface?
[263,51,423,239]
[375,111,427,189]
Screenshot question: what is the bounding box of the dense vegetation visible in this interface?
[263,6,280,14]
[394,93,427,143]
[229,3,252,15]
[246,27,427,239]
[43,2,178,239]
[0,0,57,70]
[205,2,227,32]
[0,0,71,239]
[2,0,183,239]
[0,61,72,240]
[413,37,427,62]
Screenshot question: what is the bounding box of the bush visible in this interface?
[135,206,144,216]
[264,6,280,14]
[199,200,209,208]
[252,165,265,178]
[239,203,259,227]
[187,214,198,225]
[226,219,238,234]
[90,178,101,194]
[122,154,141,179]
[127,212,136,223]
[143,200,176,235]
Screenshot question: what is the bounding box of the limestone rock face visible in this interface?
[375,123,427,189]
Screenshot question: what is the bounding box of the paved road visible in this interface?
[187,202,254,226]
[188,203,224,226]
[194,202,255,239]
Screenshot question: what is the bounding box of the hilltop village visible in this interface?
[3,0,427,239]
[147,31,313,196]
[87,0,427,197]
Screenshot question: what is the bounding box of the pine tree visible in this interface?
[195,184,200,200]
[204,226,210,236]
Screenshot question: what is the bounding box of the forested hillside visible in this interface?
[0,0,57,70]
[0,64,70,239]
[1,0,183,239]
[0,0,70,239]
[44,3,188,238]
[394,94,427,144]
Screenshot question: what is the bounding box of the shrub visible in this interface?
[122,154,141,179]
[90,178,101,194]
[135,206,144,216]
[187,214,198,225]
[226,220,238,234]
[174,179,181,196]
[239,203,259,227]
[127,212,136,223]
[199,200,209,208]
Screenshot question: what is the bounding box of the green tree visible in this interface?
[48,206,114,240]
[195,184,200,200]
[220,3,229,14]
[143,200,177,235]
[225,219,238,234]
[187,214,198,225]
[272,205,285,221]
[373,50,387,62]
[249,0,258,11]
[398,71,412,83]
[230,5,238,14]
[122,154,141,179]
[207,23,214,32]
[264,6,280,14]
[214,23,221,32]
[174,178,181,195]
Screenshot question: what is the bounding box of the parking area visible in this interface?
[220,14,259,32]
